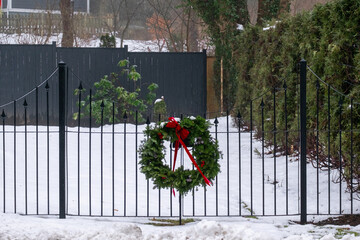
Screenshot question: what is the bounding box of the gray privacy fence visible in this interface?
[0,43,207,125]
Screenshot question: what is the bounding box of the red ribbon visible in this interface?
[166,117,212,196]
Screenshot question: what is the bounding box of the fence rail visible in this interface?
[0,14,143,37]
[0,60,359,224]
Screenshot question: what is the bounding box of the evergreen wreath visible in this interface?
[139,116,221,195]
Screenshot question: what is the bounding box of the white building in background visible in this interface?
[0,0,91,17]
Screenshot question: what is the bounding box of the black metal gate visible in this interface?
[0,59,358,224]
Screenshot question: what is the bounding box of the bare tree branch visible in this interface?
[60,0,74,47]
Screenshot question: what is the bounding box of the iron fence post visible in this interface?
[59,61,66,219]
[203,49,207,116]
[300,59,307,224]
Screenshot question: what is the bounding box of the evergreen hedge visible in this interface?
[235,0,360,194]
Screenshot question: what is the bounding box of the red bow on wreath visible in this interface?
[166,117,212,196]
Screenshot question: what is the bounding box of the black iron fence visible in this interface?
[0,60,359,224]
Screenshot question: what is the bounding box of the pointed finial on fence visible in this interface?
[339,97,343,107]
[100,100,105,109]
[23,99,28,108]
[78,82,83,90]
[1,110,6,119]
[146,116,150,125]
[123,111,128,120]
[260,99,265,109]
[45,81,50,91]
[237,111,241,120]
[283,80,287,90]
[214,117,219,125]
[316,80,320,90]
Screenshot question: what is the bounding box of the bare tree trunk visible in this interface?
[120,0,143,48]
[60,0,73,47]
[113,15,117,37]
[278,0,290,16]
[185,8,191,52]
[120,20,130,48]
[166,22,178,52]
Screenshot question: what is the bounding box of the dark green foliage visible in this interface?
[235,0,360,193]
[100,34,116,48]
[154,97,167,121]
[186,0,249,110]
[139,116,221,195]
[258,0,281,25]
[74,59,158,123]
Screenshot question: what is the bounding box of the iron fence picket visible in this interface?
[45,83,50,215]
[226,111,230,216]
[237,112,242,216]
[146,116,150,217]
[112,102,115,217]
[135,111,138,216]
[203,113,207,217]
[273,87,277,216]
[284,82,289,216]
[250,101,253,216]
[261,99,265,215]
[350,99,354,214]
[77,83,82,216]
[328,84,331,214]
[2,110,5,213]
[13,100,17,214]
[100,101,104,217]
[35,88,39,215]
[124,112,127,217]
[170,138,173,217]
[193,147,195,217]
[316,79,320,215]
[24,99,28,215]
[214,117,219,216]
[89,89,92,216]
[339,99,343,214]
[158,114,161,217]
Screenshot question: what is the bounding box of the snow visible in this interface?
[263,25,276,31]
[0,33,167,52]
[0,214,360,239]
[154,96,164,104]
[237,24,244,31]
[0,116,359,239]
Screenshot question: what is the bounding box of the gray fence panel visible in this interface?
[0,44,206,125]
[0,44,56,124]
[129,52,206,117]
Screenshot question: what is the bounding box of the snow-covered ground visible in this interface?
[0,33,166,52]
[0,116,359,239]
[1,213,359,240]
